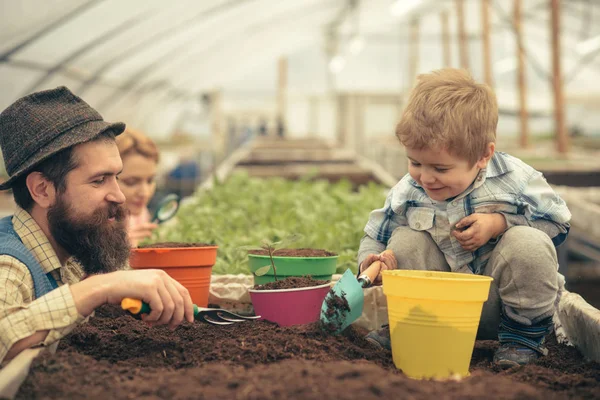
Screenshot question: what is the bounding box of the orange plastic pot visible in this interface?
[129,246,218,307]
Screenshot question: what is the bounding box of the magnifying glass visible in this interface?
[151,193,180,224]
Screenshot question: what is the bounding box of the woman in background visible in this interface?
[116,128,160,247]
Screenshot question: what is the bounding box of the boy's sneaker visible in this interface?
[365,324,391,351]
[493,342,539,369]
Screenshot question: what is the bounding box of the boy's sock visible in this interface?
[494,312,553,368]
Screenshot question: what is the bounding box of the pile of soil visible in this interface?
[249,248,337,257]
[255,276,329,290]
[16,305,600,399]
[137,242,214,248]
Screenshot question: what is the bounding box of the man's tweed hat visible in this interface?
[0,86,125,190]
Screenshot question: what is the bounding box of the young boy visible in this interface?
[358,68,571,368]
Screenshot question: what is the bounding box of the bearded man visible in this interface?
[0,87,194,364]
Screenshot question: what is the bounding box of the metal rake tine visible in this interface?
[217,310,262,321]
[197,307,261,321]
[219,310,260,320]
[216,312,246,323]
[201,314,234,325]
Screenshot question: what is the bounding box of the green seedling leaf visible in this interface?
[254,265,272,276]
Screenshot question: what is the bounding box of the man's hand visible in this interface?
[128,222,158,247]
[452,213,507,252]
[71,269,194,330]
[359,249,398,285]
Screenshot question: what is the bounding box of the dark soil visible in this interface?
[254,276,329,290]
[321,289,351,334]
[249,248,337,257]
[137,242,214,248]
[16,305,600,400]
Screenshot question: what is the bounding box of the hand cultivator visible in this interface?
[121,298,261,325]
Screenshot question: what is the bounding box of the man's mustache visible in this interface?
[107,204,127,221]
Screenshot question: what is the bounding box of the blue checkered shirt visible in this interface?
[364,152,571,274]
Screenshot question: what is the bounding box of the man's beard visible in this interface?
[48,195,131,275]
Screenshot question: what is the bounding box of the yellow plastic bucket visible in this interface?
[382,270,493,379]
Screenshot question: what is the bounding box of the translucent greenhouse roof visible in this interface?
[1,0,600,135]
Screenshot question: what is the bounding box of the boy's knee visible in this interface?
[500,226,556,263]
[493,226,558,282]
[386,226,447,270]
[387,226,434,253]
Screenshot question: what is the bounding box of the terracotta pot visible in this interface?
[130,246,218,307]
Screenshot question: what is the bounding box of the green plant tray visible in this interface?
[248,254,338,285]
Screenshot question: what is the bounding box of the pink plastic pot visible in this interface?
[248,283,331,327]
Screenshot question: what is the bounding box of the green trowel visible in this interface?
[320,258,383,334]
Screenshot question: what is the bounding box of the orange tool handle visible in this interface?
[358,260,382,288]
[121,298,149,315]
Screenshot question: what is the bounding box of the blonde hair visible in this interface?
[396,68,498,165]
[116,128,159,163]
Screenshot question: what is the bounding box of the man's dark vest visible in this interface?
[0,216,58,298]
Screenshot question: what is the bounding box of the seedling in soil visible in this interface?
[241,234,302,282]
[253,240,280,281]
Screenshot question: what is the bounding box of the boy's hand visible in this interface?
[452,213,507,252]
[359,250,397,285]
[359,254,381,274]
[379,249,397,272]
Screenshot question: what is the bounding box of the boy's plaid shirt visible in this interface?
[364,152,571,274]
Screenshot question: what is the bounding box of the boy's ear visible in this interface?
[26,172,57,209]
[476,142,495,169]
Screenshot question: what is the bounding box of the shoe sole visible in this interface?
[365,337,391,351]
[494,359,521,369]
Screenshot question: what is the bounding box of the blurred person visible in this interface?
[0,87,193,364]
[276,117,285,138]
[258,118,268,136]
[116,128,160,247]
[358,69,570,368]
[167,156,200,199]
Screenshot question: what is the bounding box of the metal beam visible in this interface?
[0,0,103,62]
[21,13,150,96]
[97,0,338,111]
[77,0,255,95]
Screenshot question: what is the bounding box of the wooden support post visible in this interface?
[309,96,318,137]
[336,94,347,147]
[277,56,288,135]
[514,0,529,148]
[456,0,469,70]
[210,90,225,162]
[551,0,568,154]
[355,96,365,155]
[441,11,451,67]
[408,18,420,86]
[347,95,357,151]
[481,0,493,87]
